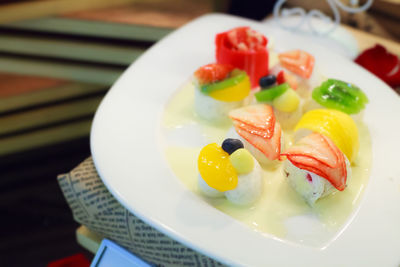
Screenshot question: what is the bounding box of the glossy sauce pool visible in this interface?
[161,83,371,246]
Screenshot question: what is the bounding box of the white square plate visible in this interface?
[91,14,400,266]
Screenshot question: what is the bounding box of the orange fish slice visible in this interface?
[229,104,281,160]
[234,121,271,139]
[281,133,347,191]
[229,104,275,139]
[278,50,315,79]
[235,122,281,160]
[194,63,234,85]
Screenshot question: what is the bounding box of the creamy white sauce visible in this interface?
[162,83,371,243]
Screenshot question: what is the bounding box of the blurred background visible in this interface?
[0,0,398,266]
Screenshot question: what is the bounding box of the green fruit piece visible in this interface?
[201,70,247,94]
[255,83,290,102]
[312,79,369,114]
[229,148,254,174]
[273,88,300,112]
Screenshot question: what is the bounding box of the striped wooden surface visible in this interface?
[0,33,131,157]
[0,71,109,157]
[4,17,173,42]
[0,82,107,113]
[0,118,93,157]
[0,96,101,137]
[0,0,138,24]
[0,32,146,65]
[0,0,213,158]
[0,72,66,97]
[0,55,125,85]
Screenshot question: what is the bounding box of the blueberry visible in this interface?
[259,75,276,88]
[222,138,244,155]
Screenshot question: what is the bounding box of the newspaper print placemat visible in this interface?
[58,157,223,266]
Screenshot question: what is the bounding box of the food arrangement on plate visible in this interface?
[162,26,371,242]
[90,14,400,264]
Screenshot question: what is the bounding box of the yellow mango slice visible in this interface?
[295,109,359,162]
[198,143,238,191]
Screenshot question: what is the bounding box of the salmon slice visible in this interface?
[194,63,234,85]
[229,104,275,138]
[278,50,315,79]
[229,104,281,160]
[236,122,281,160]
[281,133,347,191]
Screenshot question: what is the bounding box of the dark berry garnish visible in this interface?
[222,138,244,155]
[259,74,276,88]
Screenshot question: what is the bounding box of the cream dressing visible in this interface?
[162,83,371,240]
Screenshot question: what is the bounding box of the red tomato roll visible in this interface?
[215,26,269,89]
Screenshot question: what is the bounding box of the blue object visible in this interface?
[222,138,244,155]
[91,239,150,267]
[259,74,276,88]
